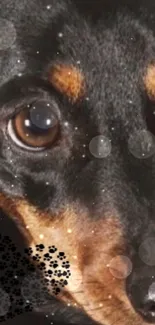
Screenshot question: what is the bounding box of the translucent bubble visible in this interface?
[30,102,57,130]
[89,136,112,158]
[0,288,11,316]
[128,129,155,159]
[21,272,49,307]
[0,19,16,50]
[108,255,132,279]
[139,238,155,266]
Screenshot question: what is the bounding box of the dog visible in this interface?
[1,0,155,324]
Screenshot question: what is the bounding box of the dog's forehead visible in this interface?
[0,0,154,133]
[0,0,69,85]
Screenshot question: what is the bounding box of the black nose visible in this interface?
[127,277,155,323]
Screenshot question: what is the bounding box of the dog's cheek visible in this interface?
[0,195,146,325]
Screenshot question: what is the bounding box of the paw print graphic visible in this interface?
[49,260,58,268]
[32,254,41,262]
[60,279,68,287]
[24,248,33,256]
[66,270,71,278]
[48,246,57,253]
[57,252,66,260]
[36,244,45,252]
[53,287,60,295]
[44,269,53,278]
[62,261,70,269]
[57,270,63,277]
[43,253,51,261]
[38,262,46,271]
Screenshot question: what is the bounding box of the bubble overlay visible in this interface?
[128,129,155,159]
[108,255,132,279]
[89,136,112,158]
[139,238,155,266]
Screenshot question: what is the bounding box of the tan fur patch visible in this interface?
[0,194,149,325]
[48,64,85,102]
[144,64,155,98]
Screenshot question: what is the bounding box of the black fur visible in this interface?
[1,0,155,324]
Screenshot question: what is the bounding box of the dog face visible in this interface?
[1,1,155,324]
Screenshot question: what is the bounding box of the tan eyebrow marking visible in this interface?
[144,64,155,98]
[48,64,85,103]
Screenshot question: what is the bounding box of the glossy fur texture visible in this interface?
[1,1,155,325]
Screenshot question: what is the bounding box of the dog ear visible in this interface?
[48,64,85,103]
[144,64,155,99]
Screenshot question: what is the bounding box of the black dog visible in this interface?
[1,0,155,325]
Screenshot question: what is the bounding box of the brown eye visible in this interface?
[7,100,59,151]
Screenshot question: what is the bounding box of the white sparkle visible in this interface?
[14,275,18,279]
[51,313,55,316]
[11,184,14,188]
[26,300,30,304]
[73,255,77,259]
[26,225,29,229]
[18,73,22,77]
[92,230,95,234]
[46,182,49,185]
[58,32,63,38]
[25,119,30,127]
[14,175,18,178]
[67,229,72,234]
[83,144,86,147]
[46,5,51,9]
[111,127,115,131]
[99,303,103,307]
[7,147,10,150]
[36,51,40,54]
[82,155,86,158]
[77,60,81,65]
[64,121,69,127]
[10,160,13,163]
[108,295,112,299]
[46,315,49,318]
[86,97,90,101]
[47,103,50,107]
[17,59,21,63]
[39,234,44,239]
[46,119,51,126]
[75,127,78,131]
[67,303,71,306]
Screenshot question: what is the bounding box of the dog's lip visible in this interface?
[34,303,101,325]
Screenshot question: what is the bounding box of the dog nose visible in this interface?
[128,278,155,322]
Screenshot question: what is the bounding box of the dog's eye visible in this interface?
[7,100,59,151]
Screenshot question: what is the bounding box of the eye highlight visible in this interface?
[7,100,60,151]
